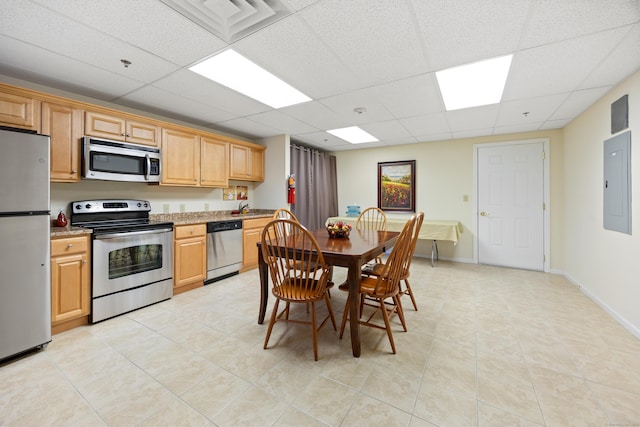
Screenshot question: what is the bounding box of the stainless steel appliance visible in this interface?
[205,219,243,283]
[71,200,173,322]
[0,127,51,362]
[82,136,161,182]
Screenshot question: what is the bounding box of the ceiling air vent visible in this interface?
[160,0,292,43]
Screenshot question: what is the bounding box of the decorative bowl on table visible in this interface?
[327,221,352,238]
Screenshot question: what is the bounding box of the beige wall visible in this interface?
[333,129,564,266]
[562,70,640,334]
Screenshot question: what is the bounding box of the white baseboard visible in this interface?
[563,272,640,339]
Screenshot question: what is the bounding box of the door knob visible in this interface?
[480,211,488,216]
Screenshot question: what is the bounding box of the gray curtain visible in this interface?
[290,144,338,230]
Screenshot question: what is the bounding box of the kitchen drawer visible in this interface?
[51,236,89,256]
[243,217,272,229]
[175,224,206,239]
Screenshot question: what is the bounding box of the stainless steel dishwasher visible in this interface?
[205,219,243,283]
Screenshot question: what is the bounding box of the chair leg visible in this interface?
[325,293,337,330]
[404,279,418,311]
[394,295,407,332]
[311,302,318,361]
[379,299,396,354]
[264,299,280,349]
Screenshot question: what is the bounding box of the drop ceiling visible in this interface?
[0,0,638,151]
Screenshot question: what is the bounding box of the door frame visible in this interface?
[472,138,550,272]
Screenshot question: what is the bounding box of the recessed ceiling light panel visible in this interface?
[436,54,513,111]
[189,49,311,108]
[327,126,379,144]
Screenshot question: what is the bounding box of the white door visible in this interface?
[477,141,545,270]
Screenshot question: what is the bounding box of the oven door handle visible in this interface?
[94,228,173,240]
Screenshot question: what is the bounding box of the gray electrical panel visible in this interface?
[603,131,631,234]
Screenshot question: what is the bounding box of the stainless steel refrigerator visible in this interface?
[0,127,51,362]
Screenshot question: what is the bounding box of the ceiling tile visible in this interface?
[400,112,450,136]
[299,0,428,86]
[369,73,444,118]
[117,85,236,125]
[493,122,544,135]
[579,23,640,89]
[280,101,352,130]
[0,1,178,83]
[151,70,271,116]
[29,0,227,66]
[318,88,395,124]
[495,93,567,127]
[446,105,501,132]
[292,131,353,151]
[245,110,319,134]
[234,14,361,99]
[360,120,412,141]
[216,117,283,138]
[519,0,640,49]
[0,35,143,99]
[452,128,495,139]
[539,118,572,130]
[411,0,530,70]
[550,87,612,120]
[503,26,632,100]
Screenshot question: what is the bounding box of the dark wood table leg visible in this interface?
[257,245,268,324]
[347,260,362,357]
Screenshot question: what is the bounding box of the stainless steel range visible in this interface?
[71,199,173,323]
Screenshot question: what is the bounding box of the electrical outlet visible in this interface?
[204,203,210,211]
[163,204,170,213]
[463,194,469,202]
[179,204,185,213]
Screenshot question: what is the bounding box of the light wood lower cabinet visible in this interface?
[174,224,207,294]
[241,217,272,271]
[50,235,91,334]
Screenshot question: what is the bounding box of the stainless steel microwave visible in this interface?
[82,137,161,183]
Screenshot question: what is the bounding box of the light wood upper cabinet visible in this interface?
[200,136,229,187]
[42,102,83,182]
[50,235,91,332]
[161,128,200,186]
[0,92,40,131]
[85,111,159,146]
[230,143,265,181]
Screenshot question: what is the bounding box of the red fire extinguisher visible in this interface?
[287,175,296,204]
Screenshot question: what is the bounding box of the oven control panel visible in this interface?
[72,199,150,214]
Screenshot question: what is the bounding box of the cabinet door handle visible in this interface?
[71,169,77,173]
[82,259,87,264]
[67,244,73,248]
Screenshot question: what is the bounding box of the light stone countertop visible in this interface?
[50,210,275,237]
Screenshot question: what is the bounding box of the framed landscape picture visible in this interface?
[378,160,415,212]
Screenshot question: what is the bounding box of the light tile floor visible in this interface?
[2,259,640,426]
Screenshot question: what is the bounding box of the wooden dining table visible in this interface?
[257,227,400,357]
